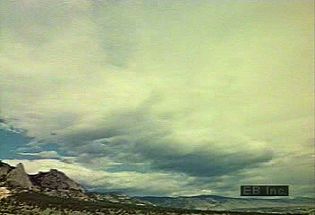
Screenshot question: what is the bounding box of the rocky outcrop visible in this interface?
[30,169,84,192]
[0,162,33,189]
[0,161,86,199]
[0,161,13,181]
[5,163,33,189]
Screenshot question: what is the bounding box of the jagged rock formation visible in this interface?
[29,169,84,192]
[6,163,33,189]
[29,169,86,198]
[0,161,33,189]
[0,161,86,199]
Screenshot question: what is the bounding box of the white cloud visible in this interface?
[18,151,61,159]
[0,122,23,134]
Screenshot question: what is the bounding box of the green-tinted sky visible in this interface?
[0,0,314,197]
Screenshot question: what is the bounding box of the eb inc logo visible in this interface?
[240,185,289,196]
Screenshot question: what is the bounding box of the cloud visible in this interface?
[0,0,314,196]
[0,122,24,134]
[17,151,76,163]
[18,151,59,158]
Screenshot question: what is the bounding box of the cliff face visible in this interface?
[6,163,33,189]
[0,162,32,189]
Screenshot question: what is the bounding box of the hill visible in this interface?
[0,161,314,215]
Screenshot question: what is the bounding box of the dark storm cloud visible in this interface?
[49,106,273,178]
[135,145,273,177]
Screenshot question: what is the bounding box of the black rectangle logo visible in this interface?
[240,185,289,196]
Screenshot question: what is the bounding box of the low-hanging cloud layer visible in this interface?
[0,0,314,197]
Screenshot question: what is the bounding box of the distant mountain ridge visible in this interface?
[137,194,315,213]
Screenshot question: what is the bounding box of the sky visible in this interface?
[0,0,314,197]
